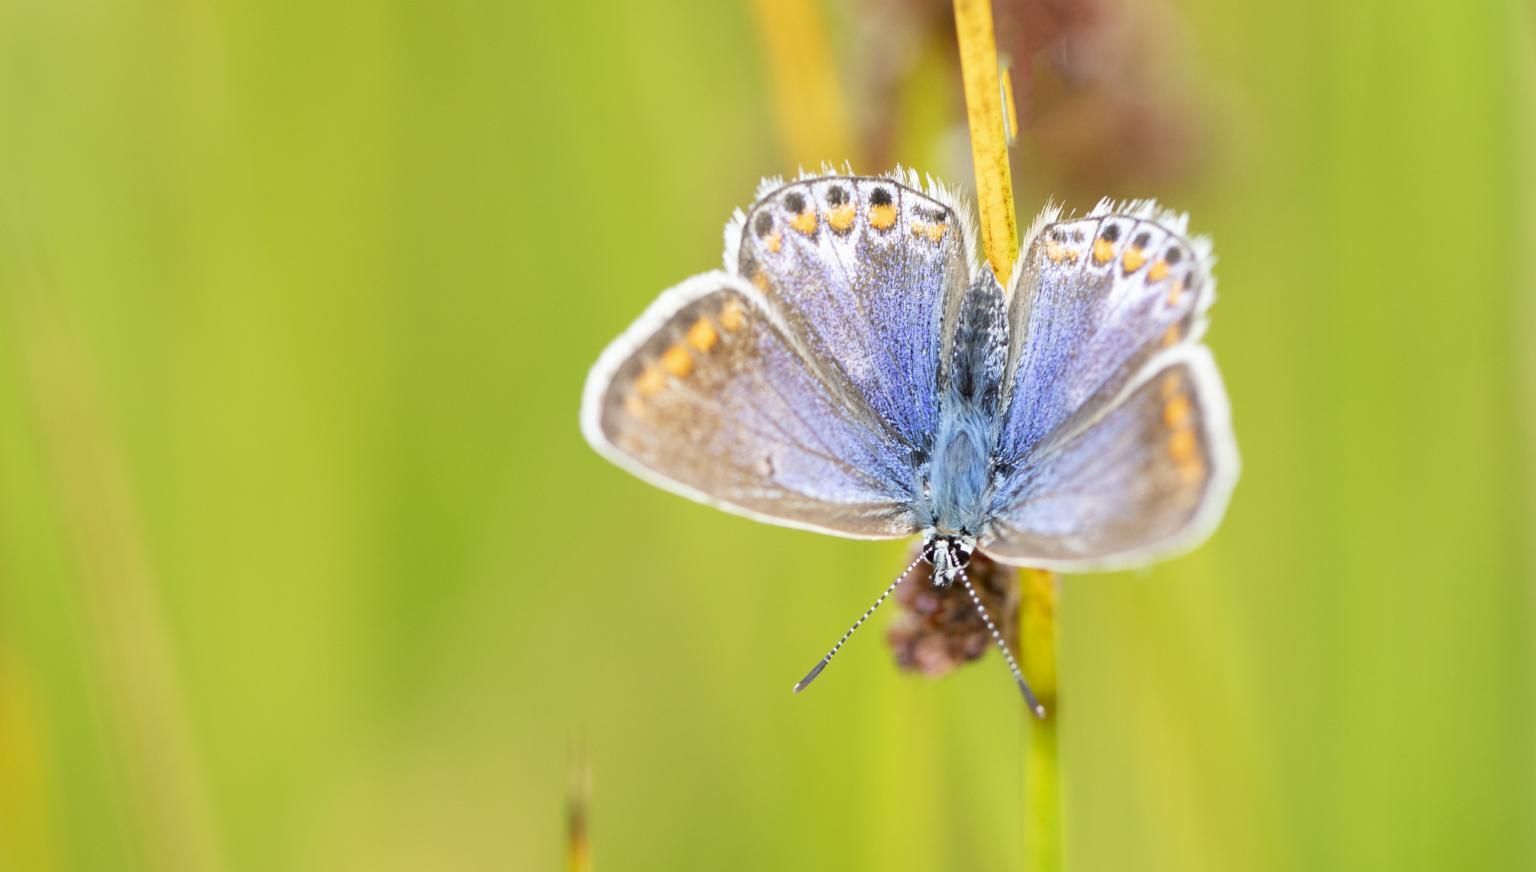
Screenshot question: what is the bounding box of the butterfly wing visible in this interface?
[582,272,918,539]
[981,345,1238,569]
[729,173,974,454]
[996,204,1215,462]
[982,204,1238,569]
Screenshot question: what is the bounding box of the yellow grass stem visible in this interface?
[952,0,1018,281]
[749,0,856,169]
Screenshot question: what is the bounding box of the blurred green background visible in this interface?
[1,1,1532,870]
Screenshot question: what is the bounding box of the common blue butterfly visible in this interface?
[581,169,1239,712]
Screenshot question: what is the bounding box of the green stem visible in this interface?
[1020,569,1062,871]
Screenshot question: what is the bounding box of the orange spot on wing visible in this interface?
[1045,240,1079,264]
[686,317,718,353]
[635,365,666,396]
[1163,394,1192,428]
[827,204,856,233]
[1160,324,1183,348]
[660,344,693,378]
[1092,238,1115,264]
[1166,275,1189,305]
[1123,247,1148,273]
[718,301,746,332]
[790,210,818,235]
[1168,426,1198,465]
[869,203,897,230]
[1148,259,1170,282]
[764,231,782,254]
[911,222,946,243]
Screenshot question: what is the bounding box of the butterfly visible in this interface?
[580,169,1239,713]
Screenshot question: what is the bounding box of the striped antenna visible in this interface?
[792,553,925,694]
[953,546,1047,718]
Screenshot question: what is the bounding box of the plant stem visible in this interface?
[952,3,1063,869]
[952,0,1018,282]
[567,745,592,872]
[1020,568,1062,872]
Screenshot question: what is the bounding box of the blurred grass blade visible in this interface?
[749,0,857,168]
[7,263,226,872]
[568,744,592,872]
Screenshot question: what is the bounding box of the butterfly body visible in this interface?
[920,271,1008,551]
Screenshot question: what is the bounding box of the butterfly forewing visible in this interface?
[735,176,972,452]
[581,272,918,539]
[997,208,1213,467]
[981,345,1237,569]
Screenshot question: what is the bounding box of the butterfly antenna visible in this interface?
[793,553,924,694]
[952,548,1048,719]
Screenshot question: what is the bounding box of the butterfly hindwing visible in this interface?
[581,272,918,539]
[980,345,1238,569]
[732,174,973,453]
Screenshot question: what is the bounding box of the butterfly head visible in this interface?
[921,535,976,586]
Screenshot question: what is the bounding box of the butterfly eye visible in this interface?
[920,539,940,565]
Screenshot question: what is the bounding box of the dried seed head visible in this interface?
[887,542,1020,677]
